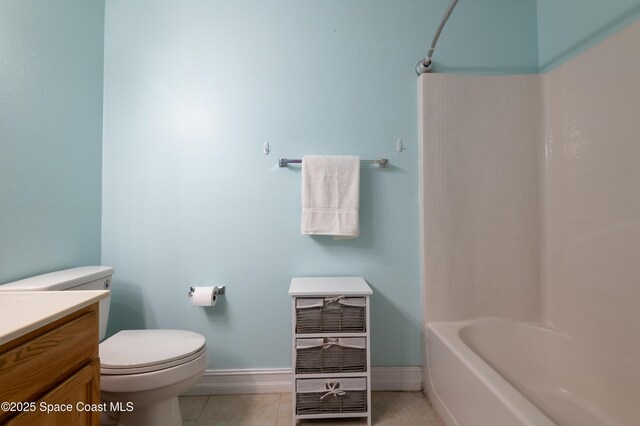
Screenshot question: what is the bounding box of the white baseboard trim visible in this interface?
[183,366,422,396]
[370,366,422,391]
[184,368,292,396]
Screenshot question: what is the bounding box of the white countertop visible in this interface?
[288,277,372,296]
[0,290,110,346]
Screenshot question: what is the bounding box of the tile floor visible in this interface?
[179,392,444,425]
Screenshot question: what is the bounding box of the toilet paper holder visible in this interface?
[188,285,225,297]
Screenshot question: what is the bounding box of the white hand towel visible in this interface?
[301,155,360,239]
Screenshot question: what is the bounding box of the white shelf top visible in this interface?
[288,277,372,296]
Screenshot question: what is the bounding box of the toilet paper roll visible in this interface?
[191,286,218,307]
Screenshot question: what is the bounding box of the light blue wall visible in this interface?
[537,0,640,72]
[430,0,539,74]
[102,0,537,369]
[0,0,104,284]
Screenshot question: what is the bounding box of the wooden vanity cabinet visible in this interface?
[0,303,101,425]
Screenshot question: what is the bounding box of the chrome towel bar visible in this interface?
[278,158,389,168]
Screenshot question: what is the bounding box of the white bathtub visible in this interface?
[425,317,639,426]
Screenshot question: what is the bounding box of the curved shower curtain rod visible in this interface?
[416,0,459,75]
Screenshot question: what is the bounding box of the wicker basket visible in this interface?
[296,378,367,415]
[295,297,366,333]
[296,337,367,374]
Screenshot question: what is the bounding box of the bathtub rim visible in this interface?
[425,317,557,426]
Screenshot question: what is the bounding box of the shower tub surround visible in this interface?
[426,317,634,426]
[420,19,640,426]
[419,73,542,323]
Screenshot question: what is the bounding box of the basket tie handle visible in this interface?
[324,295,345,304]
[322,338,340,349]
[320,381,346,399]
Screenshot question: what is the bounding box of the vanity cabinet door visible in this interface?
[0,304,98,415]
[0,303,101,425]
[8,360,100,426]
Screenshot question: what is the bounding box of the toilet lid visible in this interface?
[100,329,206,371]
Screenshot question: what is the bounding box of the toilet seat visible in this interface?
[100,347,208,394]
[101,346,207,375]
[100,329,206,375]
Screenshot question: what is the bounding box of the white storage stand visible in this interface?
[289,277,372,426]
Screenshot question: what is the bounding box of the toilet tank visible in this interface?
[0,266,114,341]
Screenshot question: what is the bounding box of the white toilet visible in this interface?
[0,266,207,426]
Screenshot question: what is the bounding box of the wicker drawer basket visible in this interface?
[295,297,366,333]
[296,337,367,374]
[296,378,367,415]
